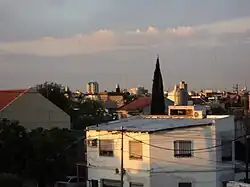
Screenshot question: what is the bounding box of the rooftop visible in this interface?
[0,89,28,111]
[118,96,151,111]
[87,115,230,133]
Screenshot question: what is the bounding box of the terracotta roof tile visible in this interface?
[118,97,151,111]
[0,89,28,111]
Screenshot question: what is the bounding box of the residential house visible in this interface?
[117,96,174,119]
[86,106,236,187]
[0,87,70,130]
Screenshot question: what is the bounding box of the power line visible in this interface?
[125,134,245,152]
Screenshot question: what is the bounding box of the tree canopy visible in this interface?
[151,56,165,115]
[0,173,23,187]
[36,82,72,114]
[36,82,113,129]
[0,118,77,187]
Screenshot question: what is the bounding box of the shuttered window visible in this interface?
[130,182,143,187]
[221,140,232,161]
[174,140,193,157]
[129,141,142,160]
[99,140,114,157]
[179,182,192,187]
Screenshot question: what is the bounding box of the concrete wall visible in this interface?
[0,88,70,130]
[87,116,235,187]
[87,130,150,187]
[149,116,235,187]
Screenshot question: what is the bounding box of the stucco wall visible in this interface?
[87,116,235,187]
[149,117,235,187]
[0,88,70,129]
[87,130,150,187]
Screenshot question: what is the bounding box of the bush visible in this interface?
[0,173,23,187]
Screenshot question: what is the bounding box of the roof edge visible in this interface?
[0,88,30,112]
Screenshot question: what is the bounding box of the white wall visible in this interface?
[87,116,236,187]
[87,130,151,187]
[149,117,235,187]
[0,88,70,129]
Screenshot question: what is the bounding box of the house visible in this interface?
[117,96,174,119]
[86,106,236,187]
[0,87,70,130]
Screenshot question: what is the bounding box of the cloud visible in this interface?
[0,17,250,56]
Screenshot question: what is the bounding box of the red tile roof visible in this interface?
[0,89,28,111]
[118,97,151,111]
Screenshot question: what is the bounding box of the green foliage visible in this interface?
[0,173,23,187]
[0,119,78,187]
[36,82,72,114]
[151,57,165,115]
[123,92,137,104]
[37,81,112,129]
[0,119,31,174]
[25,127,77,186]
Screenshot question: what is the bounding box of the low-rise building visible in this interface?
[86,106,236,187]
[0,87,70,129]
[117,96,174,119]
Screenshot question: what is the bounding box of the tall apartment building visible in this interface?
[86,82,99,94]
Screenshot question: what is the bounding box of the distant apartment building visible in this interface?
[129,86,148,96]
[168,81,189,106]
[87,81,99,94]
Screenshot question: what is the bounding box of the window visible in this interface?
[130,182,143,187]
[69,178,77,183]
[221,140,232,161]
[88,139,98,147]
[174,140,193,157]
[129,141,143,160]
[99,139,114,157]
[178,182,192,187]
[90,180,98,187]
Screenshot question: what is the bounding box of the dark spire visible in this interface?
[150,56,165,115]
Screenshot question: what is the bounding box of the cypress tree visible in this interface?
[150,56,165,115]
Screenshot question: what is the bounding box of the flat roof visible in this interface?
[87,115,230,133]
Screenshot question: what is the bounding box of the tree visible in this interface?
[0,173,23,187]
[25,128,77,187]
[0,119,32,174]
[71,98,107,129]
[36,82,72,114]
[123,92,138,104]
[150,56,165,115]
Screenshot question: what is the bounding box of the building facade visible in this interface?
[86,107,236,187]
[168,81,189,106]
[0,88,70,129]
[87,82,99,94]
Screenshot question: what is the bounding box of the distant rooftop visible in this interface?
[87,115,231,133]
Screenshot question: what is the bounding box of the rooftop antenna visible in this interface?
[245,78,248,91]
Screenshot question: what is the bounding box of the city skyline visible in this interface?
[0,0,250,90]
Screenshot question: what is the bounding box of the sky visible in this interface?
[0,0,250,92]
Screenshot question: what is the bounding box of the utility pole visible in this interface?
[244,93,249,183]
[120,126,124,187]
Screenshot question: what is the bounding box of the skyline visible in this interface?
[0,0,250,90]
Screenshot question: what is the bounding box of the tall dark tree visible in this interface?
[150,56,165,115]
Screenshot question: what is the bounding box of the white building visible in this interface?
[86,106,237,187]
